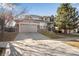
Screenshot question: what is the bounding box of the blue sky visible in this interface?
[14,3,60,16]
[7,3,79,16]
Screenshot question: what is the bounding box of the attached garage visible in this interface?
[18,23,37,32]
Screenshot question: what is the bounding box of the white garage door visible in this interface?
[19,24,37,32]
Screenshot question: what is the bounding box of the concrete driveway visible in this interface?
[15,32,50,40]
[5,32,79,56]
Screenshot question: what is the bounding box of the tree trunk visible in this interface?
[69,29,71,34]
[64,29,67,34]
[1,20,5,41]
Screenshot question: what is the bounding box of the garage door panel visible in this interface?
[19,24,37,32]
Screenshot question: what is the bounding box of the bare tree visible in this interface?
[0,4,28,25]
[0,3,15,41]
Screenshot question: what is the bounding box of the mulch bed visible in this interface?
[0,32,18,42]
[0,48,6,56]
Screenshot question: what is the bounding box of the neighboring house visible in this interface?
[5,20,16,32]
[75,23,79,33]
[77,24,79,33]
[5,20,16,28]
[42,16,54,31]
[65,21,79,34]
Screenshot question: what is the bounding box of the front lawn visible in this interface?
[65,41,79,48]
